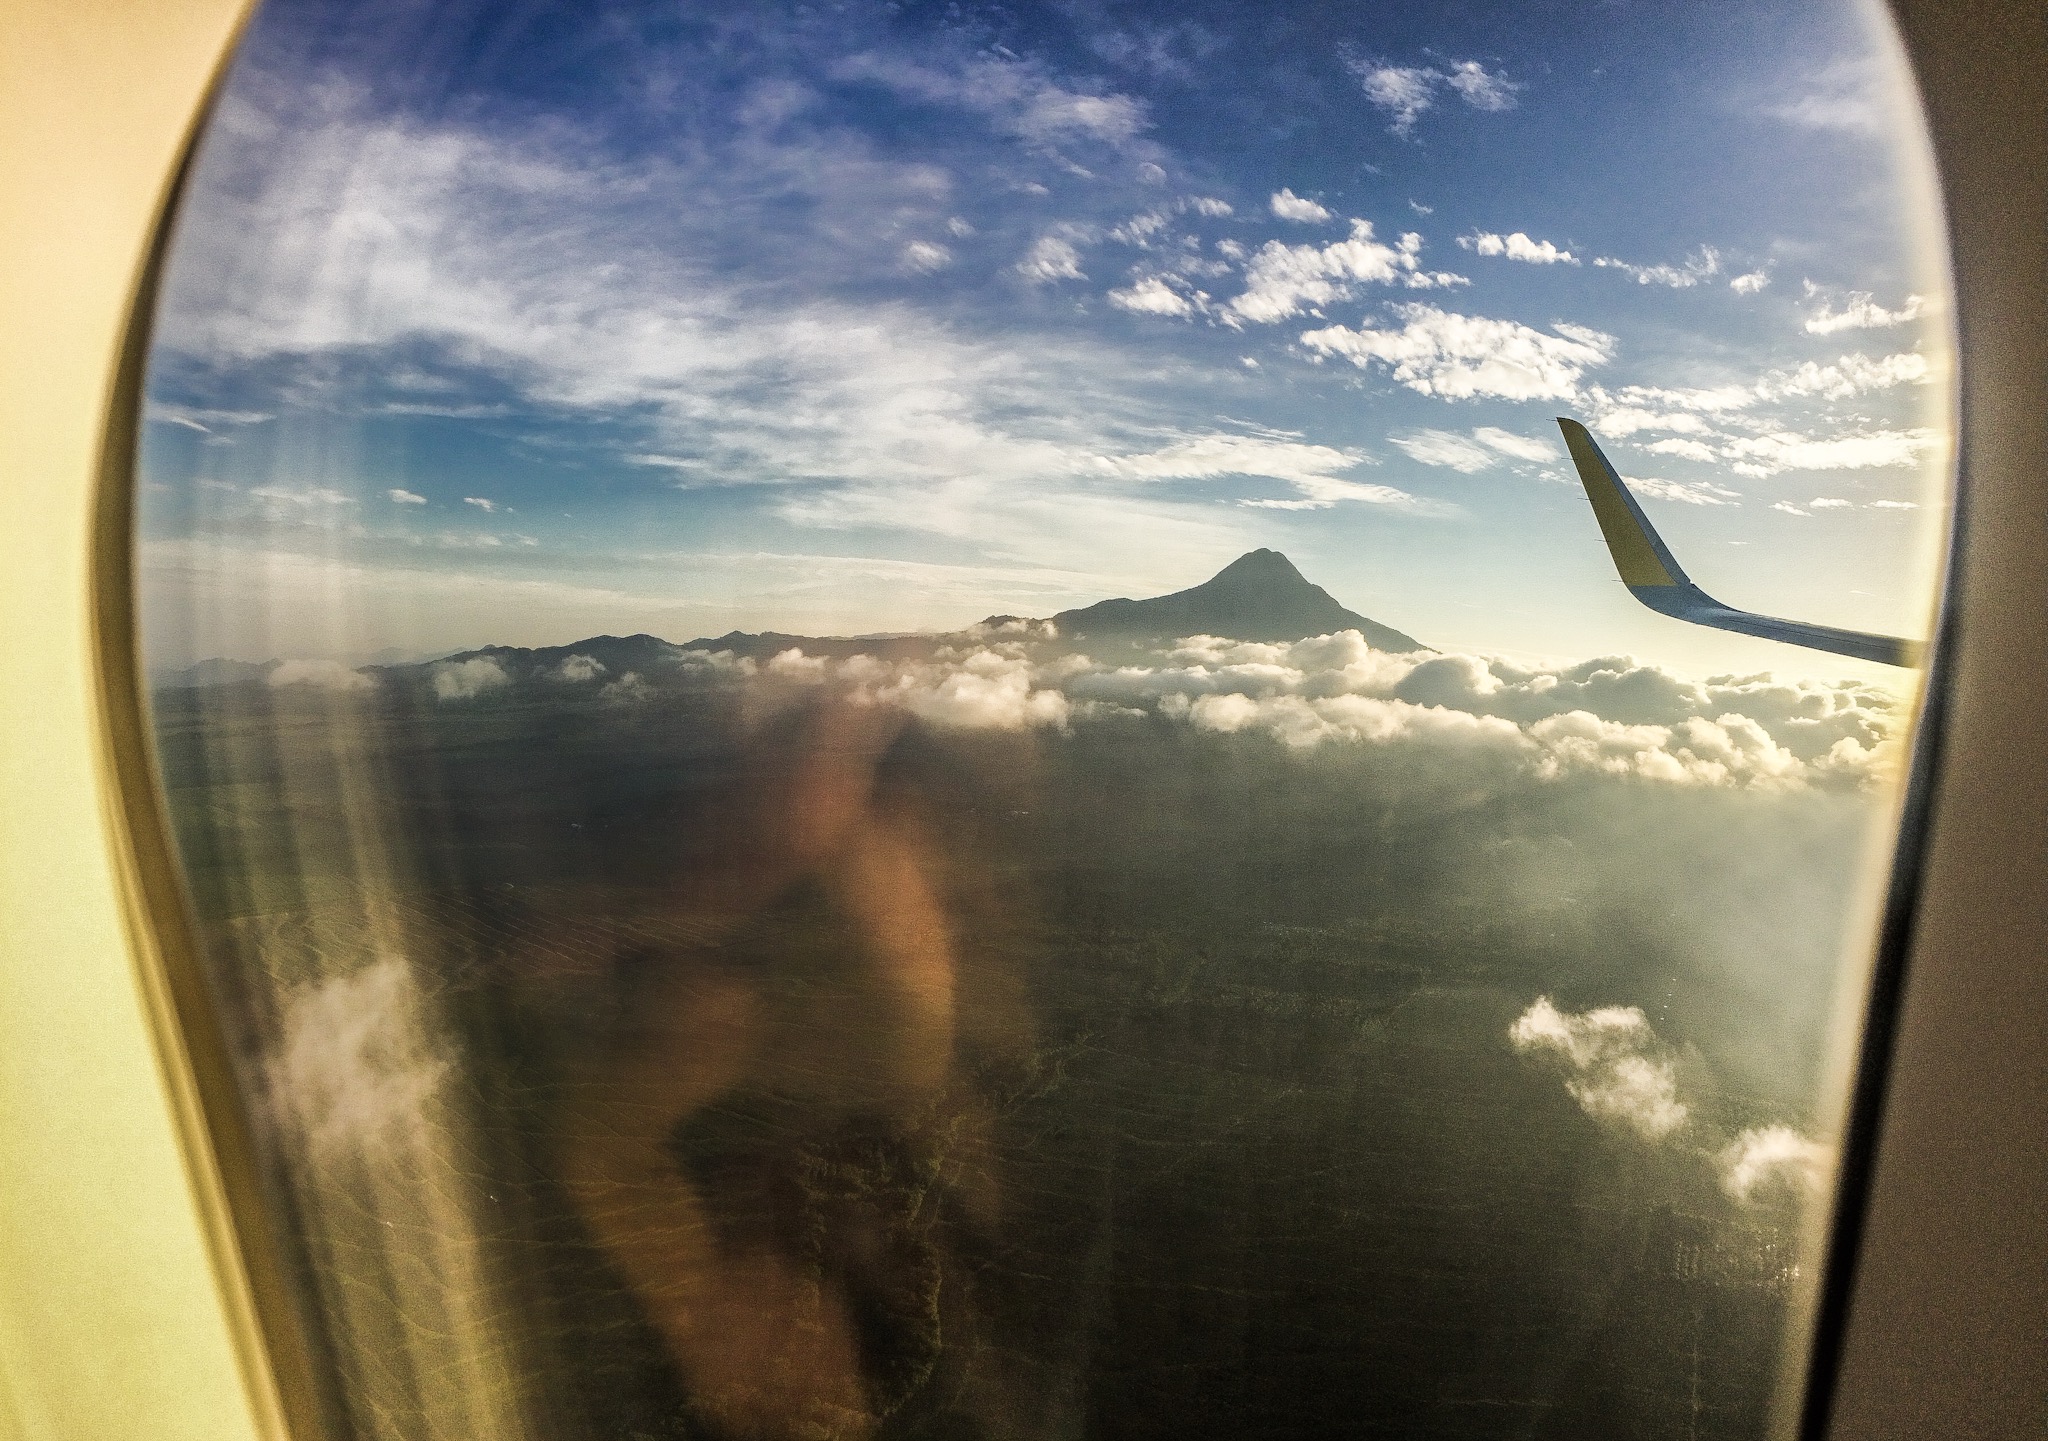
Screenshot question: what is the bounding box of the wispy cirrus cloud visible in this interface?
[1342,53,1519,137]
[832,49,1153,154]
[1628,476,1742,506]
[1389,425,1558,473]
[1094,432,1418,510]
[1302,304,1617,401]
[1594,246,1722,288]
[1764,57,1887,136]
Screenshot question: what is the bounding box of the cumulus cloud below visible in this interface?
[434,655,510,700]
[1719,1125,1832,1202]
[1512,1001,1836,1206]
[671,629,1903,793]
[1509,997,1688,1140]
[270,658,376,691]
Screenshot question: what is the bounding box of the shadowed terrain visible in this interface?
[149,555,1876,1441]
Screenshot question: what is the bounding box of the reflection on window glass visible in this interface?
[138,0,1949,1437]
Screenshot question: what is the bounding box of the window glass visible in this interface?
[138,2,1951,1437]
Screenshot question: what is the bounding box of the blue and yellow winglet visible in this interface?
[1556,418,1922,668]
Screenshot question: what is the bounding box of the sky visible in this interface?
[138,0,1952,681]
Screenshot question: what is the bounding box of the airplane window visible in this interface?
[135,1,1952,1437]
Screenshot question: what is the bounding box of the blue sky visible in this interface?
[140,0,1950,679]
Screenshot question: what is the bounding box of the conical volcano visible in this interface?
[1051,549,1424,649]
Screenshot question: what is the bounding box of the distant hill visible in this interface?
[413,633,689,676]
[1050,549,1424,650]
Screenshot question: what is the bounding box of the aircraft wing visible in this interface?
[1555,417,1923,668]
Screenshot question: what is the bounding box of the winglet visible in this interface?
[1556,417,1692,593]
[1554,416,1923,667]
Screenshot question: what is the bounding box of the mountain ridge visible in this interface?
[154,551,1425,686]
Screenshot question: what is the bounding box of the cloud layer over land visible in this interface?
[425,626,1904,794]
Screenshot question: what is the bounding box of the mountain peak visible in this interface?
[1052,550,1424,650]
[1211,548,1305,582]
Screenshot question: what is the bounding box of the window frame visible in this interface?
[0,2,2038,1437]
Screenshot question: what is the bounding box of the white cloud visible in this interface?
[655,631,1905,794]
[833,50,1150,152]
[1269,188,1333,223]
[1472,426,1556,462]
[1111,210,1170,247]
[1773,501,1809,516]
[1300,303,1616,401]
[1344,55,1518,136]
[463,496,497,513]
[1871,499,1918,510]
[1578,354,1939,450]
[1803,289,1928,334]
[1351,63,1436,135]
[145,402,273,433]
[1458,231,1576,265]
[1017,235,1086,283]
[599,670,651,702]
[1095,433,1414,508]
[1593,246,1721,287]
[900,240,953,273]
[1809,497,1852,509]
[1723,428,1938,475]
[1719,1125,1831,1202]
[1729,269,1771,294]
[1765,57,1886,135]
[250,485,356,506]
[1644,438,1717,462]
[268,658,375,691]
[267,957,447,1161]
[1441,59,1518,111]
[386,488,427,505]
[1628,476,1741,506]
[433,655,510,700]
[1390,429,1493,472]
[1108,275,1198,317]
[553,653,607,682]
[1509,997,1689,1140]
[1762,350,1931,400]
[1224,220,1465,326]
